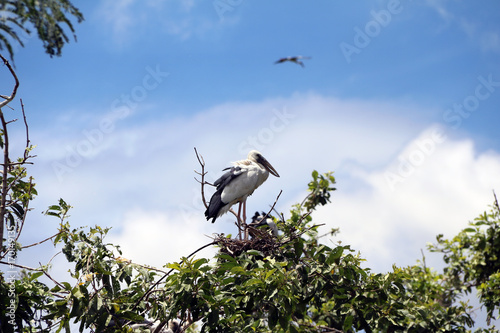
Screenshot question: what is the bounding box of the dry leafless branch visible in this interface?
[193,147,211,210]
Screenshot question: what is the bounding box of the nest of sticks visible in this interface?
[214,227,281,257]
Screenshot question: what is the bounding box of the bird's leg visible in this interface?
[242,199,248,240]
[237,202,243,240]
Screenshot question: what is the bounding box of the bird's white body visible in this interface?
[218,159,270,217]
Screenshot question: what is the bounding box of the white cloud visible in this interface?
[315,127,500,271]
[107,208,217,267]
[96,0,136,44]
[424,1,500,54]
[94,0,229,44]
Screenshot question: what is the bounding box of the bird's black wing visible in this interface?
[205,166,245,223]
[213,166,244,190]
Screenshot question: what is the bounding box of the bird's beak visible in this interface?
[262,159,280,177]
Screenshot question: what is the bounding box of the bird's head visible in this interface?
[248,150,280,177]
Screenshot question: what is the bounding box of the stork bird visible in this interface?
[249,211,279,238]
[205,150,280,239]
[274,56,311,67]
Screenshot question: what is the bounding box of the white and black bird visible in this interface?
[205,151,280,238]
[249,211,279,237]
[274,56,311,67]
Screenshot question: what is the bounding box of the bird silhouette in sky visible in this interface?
[274,56,311,67]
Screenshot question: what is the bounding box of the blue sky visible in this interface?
[2,0,500,327]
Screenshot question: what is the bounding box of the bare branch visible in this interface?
[243,190,282,240]
[0,54,19,109]
[152,321,168,333]
[20,99,35,161]
[40,263,67,290]
[493,190,499,212]
[194,147,210,209]
[0,100,10,253]
[263,190,282,222]
[0,260,41,271]
[21,231,62,249]
[0,55,20,253]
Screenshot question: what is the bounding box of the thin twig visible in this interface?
[111,255,169,275]
[0,109,10,258]
[244,190,282,240]
[262,190,282,222]
[279,223,326,246]
[420,248,427,271]
[21,231,62,249]
[47,251,62,266]
[39,263,67,290]
[493,190,499,212]
[152,321,167,333]
[194,147,210,209]
[0,260,41,271]
[0,54,19,109]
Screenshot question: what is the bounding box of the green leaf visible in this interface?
[268,305,278,329]
[246,249,264,256]
[243,278,263,287]
[343,314,354,331]
[119,311,145,322]
[279,313,290,330]
[193,258,209,270]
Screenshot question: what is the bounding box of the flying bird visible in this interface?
[249,211,279,238]
[205,151,280,239]
[274,56,311,67]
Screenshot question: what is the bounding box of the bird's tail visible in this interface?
[205,189,223,223]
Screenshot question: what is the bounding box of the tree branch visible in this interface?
[0,260,41,271]
[0,54,20,254]
[493,190,499,212]
[21,231,62,249]
[0,54,19,109]
[194,147,211,210]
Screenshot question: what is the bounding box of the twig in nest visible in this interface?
[214,233,279,258]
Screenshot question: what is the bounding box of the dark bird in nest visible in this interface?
[249,211,278,237]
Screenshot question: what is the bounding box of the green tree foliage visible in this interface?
[1,165,499,331]
[429,196,500,325]
[0,0,83,60]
